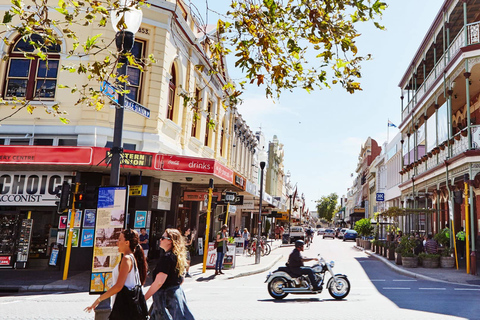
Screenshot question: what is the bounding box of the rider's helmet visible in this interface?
[295,240,304,248]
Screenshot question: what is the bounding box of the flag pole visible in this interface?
[387,119,390,144]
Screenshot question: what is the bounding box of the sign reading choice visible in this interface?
[161,155,233,183]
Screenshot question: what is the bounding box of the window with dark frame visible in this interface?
[167,65,176,121]
[126,40,145,102]
[191,87,200,137]
[4,35,60,100]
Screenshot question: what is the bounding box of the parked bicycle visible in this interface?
[246,236,271,256]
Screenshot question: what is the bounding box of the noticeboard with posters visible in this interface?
[89,186,128,294]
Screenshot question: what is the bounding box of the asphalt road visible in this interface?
[1,236,479,319]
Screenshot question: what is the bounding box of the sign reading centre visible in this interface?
[0,172,75,206]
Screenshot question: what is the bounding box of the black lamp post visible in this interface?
[255,150,267,264]
[95,4,142,320]
[289,194,292,243]
[109,1,143,187]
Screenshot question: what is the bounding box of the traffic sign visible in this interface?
[100,81,150,118]
[100,81,119,104]
[376,193,385,202]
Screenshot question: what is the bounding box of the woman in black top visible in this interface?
[145,228,195,320]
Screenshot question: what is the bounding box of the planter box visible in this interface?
[440,256,455,268]
[422,257,439,268]
[395,252,402,265]
[383,247,388,257]
[402,256,419,268]
[356,238,360,246]
[363,240,371,250]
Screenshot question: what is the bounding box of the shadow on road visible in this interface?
[258,297,347,303]
[356,256,479,319]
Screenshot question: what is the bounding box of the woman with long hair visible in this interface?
[145,228,195,320]
[85,229,147,319]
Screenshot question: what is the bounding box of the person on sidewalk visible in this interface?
[215,224,228,275]
[233,226,241,238]
[139,228,149,260]
[275,225,280,240]
[424,234,438,254]
[456,227,466,259]
[85,229,148,318]
[242,228,250,254]
[286,240,320,291]
[184,228,193,277]
[145,228,195,320]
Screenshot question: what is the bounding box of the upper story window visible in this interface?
[205,101,212,146]
[4,35,60,100]
[167,65,176,121]
[127,40,145,102]
[191,87,200,137]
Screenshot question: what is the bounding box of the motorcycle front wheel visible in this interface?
[327,275,350,300]
[267,277,289,300]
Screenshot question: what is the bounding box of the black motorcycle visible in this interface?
[265,255,350,300]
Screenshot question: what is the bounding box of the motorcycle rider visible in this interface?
[286,240,321,291]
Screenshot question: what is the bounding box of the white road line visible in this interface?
[454,288,480,291]
[369,279,386,282]
[393,279,417,282]
[419,288,446,290]
[0,300,20,305]
[383,287,411,290]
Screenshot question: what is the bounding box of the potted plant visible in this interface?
[354,218,374,250]
[440,247,455,268]
[418,252,440,268]
[387,242,396,260]
[398,236,418,268]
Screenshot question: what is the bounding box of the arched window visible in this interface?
[4,35,60,99]
[167,65,176,121]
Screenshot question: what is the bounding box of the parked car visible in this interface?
[288,226,305,243]
[317,228,326,236]
[323,228,335,239]
[337,228,348,239]
[343,229,358,241]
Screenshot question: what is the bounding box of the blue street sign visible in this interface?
[376,193,385,202]
[100,81,119,104]
[100,81,150,119]
[125,97,150,119]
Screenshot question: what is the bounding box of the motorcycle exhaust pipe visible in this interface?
[283,287,313,293]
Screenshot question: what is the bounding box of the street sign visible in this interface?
[125,97,150,119]
[376,193,385,202]
[100,81,150,118]
[224,192,237,203]
[218,194,243,205]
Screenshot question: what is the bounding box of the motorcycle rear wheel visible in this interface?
[327,276,350,300]
[268,277,289,300]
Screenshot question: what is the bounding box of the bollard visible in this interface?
[471,251,477,276]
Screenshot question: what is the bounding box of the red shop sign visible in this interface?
[0,146,93,165]
[0,256,11,266]
[161,155,215,174]
[214,162,233,183]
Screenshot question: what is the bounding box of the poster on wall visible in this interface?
[58,216,67,229]
[81,229,95,247]
[83,209,96,228]
[134,211,147,229]
[57,230,66,245]
[67,209,83,228]
[66,228,80,247]
[89,186,128,294]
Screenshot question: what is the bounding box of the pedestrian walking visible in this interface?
[456,227,466,259]
[145,228,195,320]
[139,228,149,260]
[215,224,228,275]
[85,229,148,319]
[233,226,241,238]
[184,228,193,277]
[242,228,250,254]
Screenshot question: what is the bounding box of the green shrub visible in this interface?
[395,235,417,257]
[354,218,374,238]
[434,229,450,247]
[418,252,440,262]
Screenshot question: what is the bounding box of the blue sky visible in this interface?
[199,0,441,209]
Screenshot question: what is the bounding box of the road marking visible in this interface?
[369,279,386,282]
[0,300,20,305]
[393,279,417,282]
[383,287,411,290]
[419,288,446,290]
[454,288,480,291]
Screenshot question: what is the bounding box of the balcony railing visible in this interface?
[401,125,480,184]
[402,21,480,122]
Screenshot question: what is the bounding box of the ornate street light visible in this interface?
[109,0,143,187]
[255,149,268,264]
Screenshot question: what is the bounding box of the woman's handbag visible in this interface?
[109,256,149,320]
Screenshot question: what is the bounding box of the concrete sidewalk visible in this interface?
[355,245,480,287]
[0,240,289,293]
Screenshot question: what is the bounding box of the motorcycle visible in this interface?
[265,255,350,300]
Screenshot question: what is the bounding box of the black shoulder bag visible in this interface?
[109,255,149,320]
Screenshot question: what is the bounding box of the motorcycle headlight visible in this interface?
[329,261,335,268]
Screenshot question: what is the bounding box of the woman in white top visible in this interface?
[85,229,147,316]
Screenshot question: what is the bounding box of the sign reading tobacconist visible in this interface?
[0,172,75,206]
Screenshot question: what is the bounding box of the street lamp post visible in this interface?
[109,0,143,187]
[256,151,267,264]
[96,3,142,320]
[288,194,292,243]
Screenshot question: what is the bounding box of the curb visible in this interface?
[227,254,284,279]
[355,245,480,288]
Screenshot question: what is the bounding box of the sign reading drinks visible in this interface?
[89,186,128,294]
[0,172,74,206]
